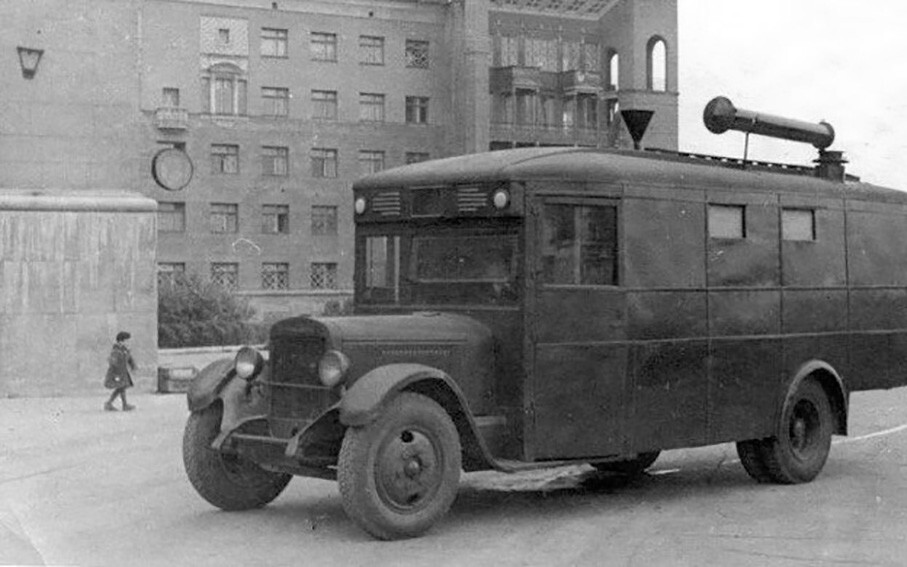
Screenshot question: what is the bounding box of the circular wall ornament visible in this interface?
[152,147,193,191]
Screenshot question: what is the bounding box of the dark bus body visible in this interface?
[182,102,907,540]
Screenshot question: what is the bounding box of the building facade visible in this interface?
[1,0,677,320]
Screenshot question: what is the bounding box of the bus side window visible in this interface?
[364,235,400,303]
[541,203,618,285]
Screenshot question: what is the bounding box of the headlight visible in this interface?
[318,350,350,387]
[234,346,264,380]
[354,197,367,215]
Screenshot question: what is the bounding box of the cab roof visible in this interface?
[354,147,907,205]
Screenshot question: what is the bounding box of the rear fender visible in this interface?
[340,363,496,471]
[783,360,849,436]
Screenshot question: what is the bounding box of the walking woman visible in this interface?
[104,331,137,411]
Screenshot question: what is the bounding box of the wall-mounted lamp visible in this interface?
[17,46,44,79]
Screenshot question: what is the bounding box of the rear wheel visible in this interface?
[592,451,660,477]
[737,378,833,484]
[338,392,461,540]
[183,404,291,510]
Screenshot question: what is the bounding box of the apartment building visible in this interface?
[2,0,677,318]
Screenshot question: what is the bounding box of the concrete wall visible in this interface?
[0,191,158,397]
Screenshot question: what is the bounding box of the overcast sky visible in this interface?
[677,0,907,189]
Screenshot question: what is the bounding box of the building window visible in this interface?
[201,63,247,115]
[157,262,186,288]
[310,262,338,289]
[211,144,239,174]
[158,202,186,233]
[261,27,288,58]
[405,39,429,68]
[576,94,598,130]
[312,90,338,120]
[647,37,667,91]
[262,146,289,176]
[311,32,337,61]
[311,148,338,178]
[583,42,601,72]
[405,152,430,164]
[211,263,239,290]
[359,93,385,122]
[162,88,180,108]
[405,96,429,124]
[607,50,619,90]
[360,35,384,65]
[261,87,289,117]
[262,204,290,234]
[782,208,816,241]
[218,28,231,45]
[709,204,746,239]
[210,203,239,233]
[358,150,385,176]
[262,262,289,290]
[541,203,619,286]
[311,205,338,235]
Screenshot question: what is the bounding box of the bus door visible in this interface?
[526,196,627,460]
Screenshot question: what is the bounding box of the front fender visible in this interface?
[186,358,236,412]
[339,363,467,427]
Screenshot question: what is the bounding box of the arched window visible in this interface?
[201,63,247,116]
[607,50,619,90]
[647,37,667,92]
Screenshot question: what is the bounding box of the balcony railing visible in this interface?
[154,107,189,131]
[559,70,603,95]
[489,66,542,92]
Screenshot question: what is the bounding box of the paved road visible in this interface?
[2,385,907,567]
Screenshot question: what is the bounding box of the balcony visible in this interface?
[559,70,603,95]
[154,107,189,131]
[489,66,542,92]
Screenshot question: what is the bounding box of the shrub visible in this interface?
[158,273,268,348]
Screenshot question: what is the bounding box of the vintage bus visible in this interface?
[182,98,907,540]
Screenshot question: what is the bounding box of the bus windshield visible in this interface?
[360,231,520,306]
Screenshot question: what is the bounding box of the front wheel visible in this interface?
[338,392,462,540]
[736,377,833,484]
[183,404,291,510]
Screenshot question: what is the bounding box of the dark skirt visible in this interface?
[104,372,134,390]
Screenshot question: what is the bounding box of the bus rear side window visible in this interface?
[541,203,618,285]
[709,204,746,239]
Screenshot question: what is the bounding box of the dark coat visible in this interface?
[104,343,136,390]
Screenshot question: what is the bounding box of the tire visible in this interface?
[183,404,291,511]
[592,451,660,477]
[337,392,461,540]
[736,439,774,483]
[737,378,833,484]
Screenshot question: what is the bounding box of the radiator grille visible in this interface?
[268,337,330,423]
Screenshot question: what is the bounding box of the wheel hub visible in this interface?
[376,428,441,511]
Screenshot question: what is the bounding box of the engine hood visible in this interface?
[269,311,492,347]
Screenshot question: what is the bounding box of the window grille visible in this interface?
[210,263,238,290]
[262,262,289,290]
[310,262,338,289]
[405,39,429,68]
